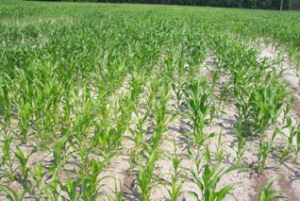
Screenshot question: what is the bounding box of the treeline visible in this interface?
[27,0,300,10]
[291,0,300,9]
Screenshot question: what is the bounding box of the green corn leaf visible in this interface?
[216,183,235,201]
[205,146,211,164]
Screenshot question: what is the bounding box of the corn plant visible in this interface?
[0,185,30,201]
[277,149,292,169]
[80,157,113,201]
[177,45,186,78]
[30,163,44,199]
[93,111,115,155]
[0,75,12,126]
[128,118,145,174]
[70,137,94,176]
[44,181,60,201]
[56,174,81,201]
[231,118,247,166]
[73,101,94,138]
[42,133,72,173]
[145,77,161,115]
[214,130,225,164]
[136,145,161,201]
[62,94,73,129]
[129,71,146,104]
[258,178,287,201]
[282,98,294,125]
[188,163,243,201]
[187,147,204,176]
[114,98,133,151]
[0,134,15,181]
[257,140,273,173]
[106,179,123,201]
[171,81,184,111]
[14,146,37,188]
[284,116,300,163]
[15,101,32,143]
[209,64,221,92]
[186,140,248,200]
[248,81,290,137]
[183,76,216,149]
[158,140,186,201]
[257,125,286,172]
[164,49,177,79]
[32,77,63,141]
[151,86,178,150]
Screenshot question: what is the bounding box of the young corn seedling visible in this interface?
[284,116,300,163]
[43,133,72,170]
[234,85,253,136]
[30,163,44,199]
[186,61,198,79]
[257,140,273,173]
[44,167,64,201]
[171,81,184,111]
[186,130,215,176]
[136,145,161,201]
[62,94,72,129]
[0,134,16,181]
[234,76,289,138]
[186,37,207,68]
[183,76,216,150]
[129,71,146,103]
[151,86,178,150]
[209,64,222,92]
[158,140,186,201]
[257,127,283,172]
[219,84,232,110]
[188,162,244,201]
[106,179,123,201]
[15,101,32,143]
[187,147,203,176]
[128,150,137,176]
[93,103,115,155]
[231,118,247,166]
[258,178,287,201]
[164,49,177,79]
[248,82,290,137]
[277,149,292,170]
[73,107,94,138]
[95,124,116,155]
[128,118,144,174]
[148,76,160,98]
[32,78,63,138]
[177,46,186,78]
[145,77,161,117]
[80,157,114,201]
[214,130,225,164]
[14,146,37,188]
[56,174,81,201]
[0,75,12,127]
[114,97,133,151]
[282,98,294,125]
[70,136,94,176]
[0,185,30,201]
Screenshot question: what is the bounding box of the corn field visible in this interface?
[0,1,300,200]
